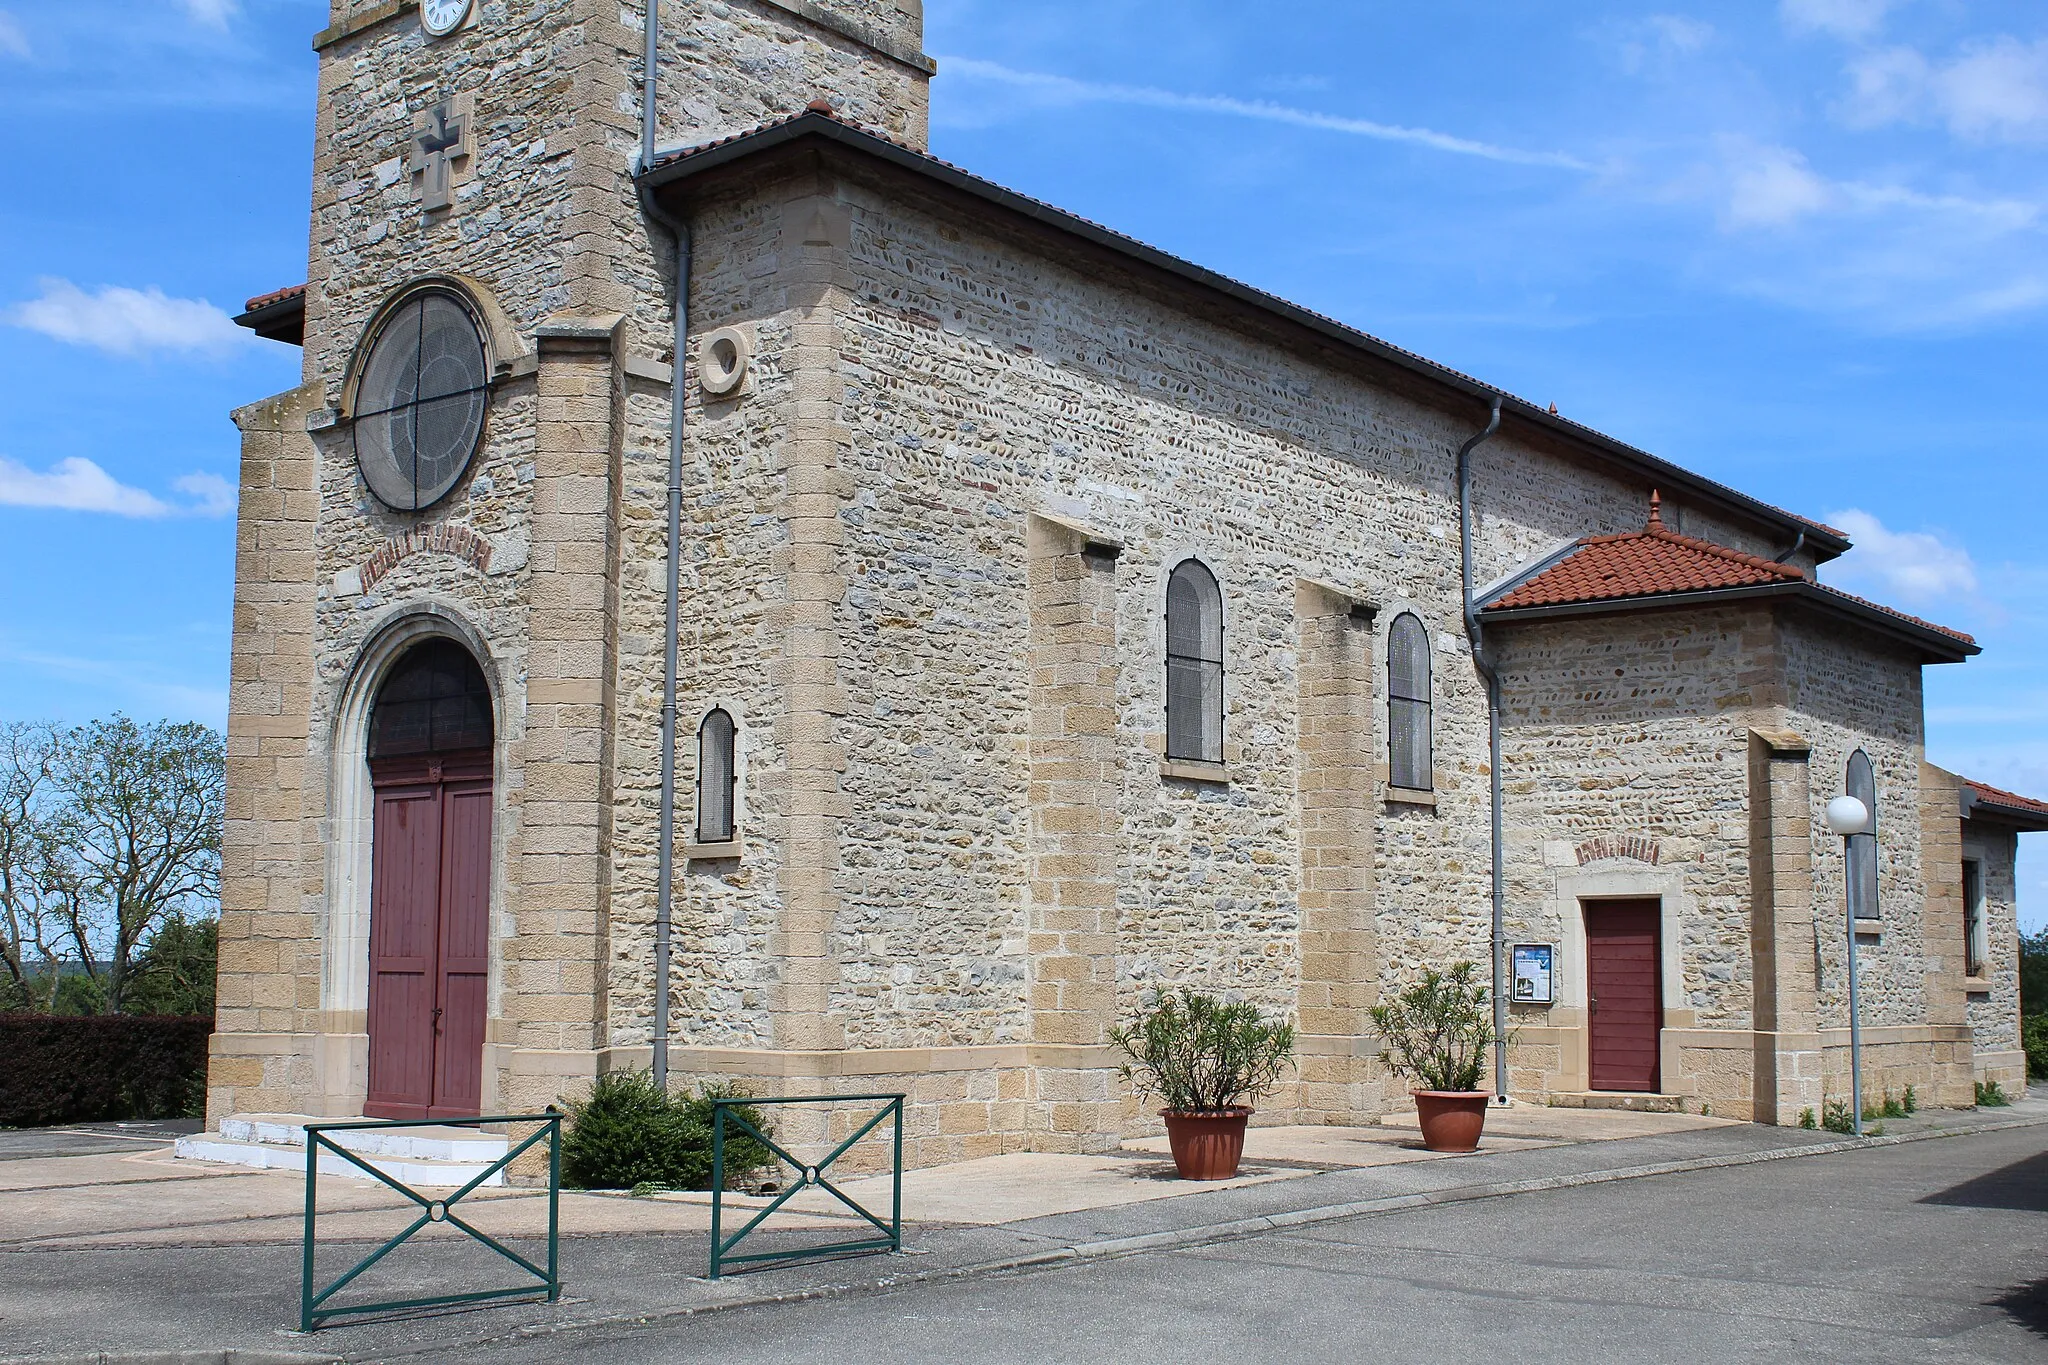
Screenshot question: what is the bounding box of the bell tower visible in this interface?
[646,0,933,152]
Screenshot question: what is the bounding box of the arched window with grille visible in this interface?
[1165,559,1224,764]
[1845,749,1878,920]
[696,709,738,844]
[1388,612,1432,791]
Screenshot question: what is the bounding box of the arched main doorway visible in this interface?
[364,639,494,1120]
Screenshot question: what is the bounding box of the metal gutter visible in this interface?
[640,0,690,1092]
[636,115,1851,562]
[1454,394,1510,1104]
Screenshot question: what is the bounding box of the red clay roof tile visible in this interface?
[1963,779,2048,823]
[1488,516,1807,611]
[242,283,306,313]
[1482,495,1976,652]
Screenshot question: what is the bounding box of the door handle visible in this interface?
[433,1005,444,1034]
[1588,994,1598,1014]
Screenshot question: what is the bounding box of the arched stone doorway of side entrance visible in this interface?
[362,638,494,1119]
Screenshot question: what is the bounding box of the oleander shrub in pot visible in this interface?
[1370,961,1500,1153]
[1112,989,1295,1180]
[562,1070,774,1191]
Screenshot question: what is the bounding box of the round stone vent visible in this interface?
[352,289,489,511]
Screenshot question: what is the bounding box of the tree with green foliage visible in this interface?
[0,717,222,1015]
[124,917,218,1016]
[2020,927,2047,1016]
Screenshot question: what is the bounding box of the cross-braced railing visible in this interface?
[709,1093,904,1279]
[298,1113,561,1332]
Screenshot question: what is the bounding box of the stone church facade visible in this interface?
[208,0,2038,1161]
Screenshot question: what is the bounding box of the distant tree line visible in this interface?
[0,718,222,1017]
[2023,926,2047,1079]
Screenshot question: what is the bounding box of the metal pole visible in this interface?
[300,1128,319,1333]
[1845,849,1864,1137]
[545,1114,561,1301]
[709,1105,725,1279]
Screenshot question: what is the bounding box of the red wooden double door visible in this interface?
[365,752,492,1120]
[1586,899,1662,1094]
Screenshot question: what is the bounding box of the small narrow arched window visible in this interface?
[696,709,738,845]
[1845,750,1878,921]
[1388,613,1432,791]
[1165,559,1224,764]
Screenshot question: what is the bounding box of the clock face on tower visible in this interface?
[420,0,470,37]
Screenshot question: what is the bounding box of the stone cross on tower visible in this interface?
[410,99,469,213]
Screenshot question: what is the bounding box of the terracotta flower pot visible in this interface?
[1412,1089,1490,1153]
[1161,1107,1252,1179]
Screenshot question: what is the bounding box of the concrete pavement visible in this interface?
[468,1120,2048,1365]
[1,1101,2042,1362]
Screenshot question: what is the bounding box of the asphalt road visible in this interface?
[445,1123,2048,1365]
[0,1119,201,1162]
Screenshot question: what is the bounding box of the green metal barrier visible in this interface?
[709,1093,904,1279]
[298,1112,561,1332]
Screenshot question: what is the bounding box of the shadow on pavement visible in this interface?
[1990,1276,2048,1340]
[1919,1151,2048,1213]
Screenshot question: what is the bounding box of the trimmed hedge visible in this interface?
[0,1013,212,1127]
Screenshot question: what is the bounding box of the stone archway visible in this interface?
[358,637,494,1120]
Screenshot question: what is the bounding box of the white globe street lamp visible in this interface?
[1824,795,1872,1136]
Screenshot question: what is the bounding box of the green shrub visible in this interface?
[2023,1015,2048,1081]
[1822,1098,1856,1134]
[1902,1084,1917,1115]
[1113,989,1295,1112]
[1369,961,1500,1094]
[1798,1107,1817,1129]
[561,1071,775,1191]
[1976,1079,2011,1108]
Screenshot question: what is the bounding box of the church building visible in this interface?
[205,0,2039,1161]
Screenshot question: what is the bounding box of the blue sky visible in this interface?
[1,0,2043,922]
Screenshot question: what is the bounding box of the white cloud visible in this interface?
[1842,38,2048,142]
[0,10,29,59]
[1824,509,1979,604]
[7,278,245,358]
[173,472,237,517]
[182,0,237,29]
[1781,0,1898,42]
[1722,143,1835,228]
[0,457,171,517]
[1607,15,1716,76]
[0,457,237,518]
[937,57,1592,170]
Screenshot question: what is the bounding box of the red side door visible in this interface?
[365,756,492,1121]
[366,782,442,1119]
[1586,899,1662,1093]
[430,777,492,1118]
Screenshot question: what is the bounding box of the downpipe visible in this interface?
[1455,394,1508,1103]
[640,0,690,1090]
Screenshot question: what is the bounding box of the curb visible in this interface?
[369,1110,2045,1360]
[0,1353,343,1365]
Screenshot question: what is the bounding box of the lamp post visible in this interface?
[1824,794,1872,1137]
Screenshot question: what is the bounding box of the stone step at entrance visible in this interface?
[173,1112,509,1187]
[1546,1091,1689,1114]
